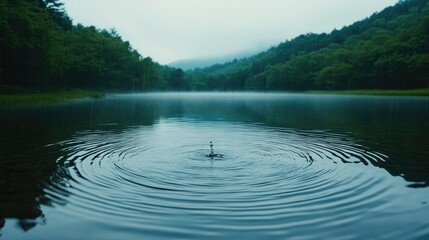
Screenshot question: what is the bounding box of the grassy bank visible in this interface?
[307,88,429,96]
[0,88,104,106]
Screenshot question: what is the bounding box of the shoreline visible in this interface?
[306,88,429,97]
[1,88,428,106]
[0,89,104,106]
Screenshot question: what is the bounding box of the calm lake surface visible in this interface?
[1,92,428,239]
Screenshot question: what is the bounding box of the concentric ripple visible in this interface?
[44,120,421,239]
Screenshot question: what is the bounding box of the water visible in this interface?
[1,93,428,239]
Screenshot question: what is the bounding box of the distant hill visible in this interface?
[168,50,265,70]
[168,57,236,71]
[188,0,429,91]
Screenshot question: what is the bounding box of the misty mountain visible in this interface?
[168,50,266,70]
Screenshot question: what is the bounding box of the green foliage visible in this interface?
[189,0,429,91]
[0,0,180,92]
[2,0,428,93]
[0,0,60,86]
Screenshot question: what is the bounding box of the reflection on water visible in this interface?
[0,93,428,239]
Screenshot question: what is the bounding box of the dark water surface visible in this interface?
[1,93,428,239]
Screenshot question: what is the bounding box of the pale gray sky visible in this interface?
[64,0,398,64]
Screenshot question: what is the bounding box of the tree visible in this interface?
[42,0,72,30]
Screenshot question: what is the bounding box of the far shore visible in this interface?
[306,88,429,97]
[1,88,428,107]
[0,88,104,106]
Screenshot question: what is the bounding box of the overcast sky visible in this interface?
[64,0,398,64]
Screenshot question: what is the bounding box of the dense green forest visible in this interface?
[188,0,429,91]
[0,0,186,92]
[1,0,428,93]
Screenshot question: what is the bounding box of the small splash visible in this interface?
[206,141,224,158]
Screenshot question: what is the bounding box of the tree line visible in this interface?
[0,0,187,92]
[1,0,428,93]
[188,0,429,91]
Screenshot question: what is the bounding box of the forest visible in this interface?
[0,0,186,92]
[188,0,429,91]
[1,0,428,93]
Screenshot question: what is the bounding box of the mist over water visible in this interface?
[1,93,428,239]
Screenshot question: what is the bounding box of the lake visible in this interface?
[1,92,428,239]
